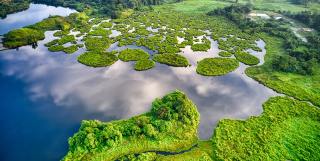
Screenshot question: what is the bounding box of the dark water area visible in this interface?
[0,5,277,161]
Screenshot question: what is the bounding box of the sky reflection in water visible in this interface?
[0,31,277,138]
[0,3,76,34]
[0,8,277,161]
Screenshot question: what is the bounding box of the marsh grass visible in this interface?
[134,59,155,71]
[118,49,150,62]
[153,53,189,67]
[77,51,118,67]
[196,58,239,76]
[234,51,260,66]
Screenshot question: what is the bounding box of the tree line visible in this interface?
[207,4,320,75]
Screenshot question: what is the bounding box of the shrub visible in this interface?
[234,51,260,65]
[134,60,155,71]
[153,53,189,67]
[196,58,239,76]
[218,51,232,57]
[118,49,150,62]
[63,45,78,54]
[78,51,118,67]
[48,45,64,52]
[3,28,45,48]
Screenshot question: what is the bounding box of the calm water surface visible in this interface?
[0,3,76,34]
[0,5,277,161]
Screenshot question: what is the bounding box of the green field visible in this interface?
[157,0,316,15]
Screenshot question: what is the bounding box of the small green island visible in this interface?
[196,58,239,76]
[1,0,320,160]
[63,91,320,161]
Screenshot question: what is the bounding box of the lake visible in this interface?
[0,4,277,161]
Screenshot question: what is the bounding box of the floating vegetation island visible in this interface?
[196,58,239,76]
[3,9,264,75]
[62,91,320,161]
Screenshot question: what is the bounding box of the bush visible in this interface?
[118,49,150,62]
[63,45,78,54]
[134,60,155,71]
[153,53,189,67]
[78,51,118,67]
[63,90,200,161]
[48,45,64,52]
[218,51,232,57]
[3,28,45,48]
[196,58,239,76]
[234,51,260,65]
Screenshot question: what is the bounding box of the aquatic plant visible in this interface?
[3,28,45,48]
[63,91,199,161]
[134,59,155,71]
[118,49,150,62]
[218,51,232,57]
[63,45,78,54]
[212,96,320,160]
[153,53,189,67]
[196,58,239,76]
[77,51,118,67]
[48,45,64,52]
[234,51,260,65]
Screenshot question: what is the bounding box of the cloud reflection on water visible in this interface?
[0,4,76,34]
[0,31,277,139]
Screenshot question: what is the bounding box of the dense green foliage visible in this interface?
[246,33,320,107]
[196,58,239,76]
[212,96,320,160]
[218,51,232,57]
[0,0,30,18]
[3,16,71,48]
[234,51,260,65]
[208,4,320,75]
[77,51,118,67]
[118,49,150,62]
[3,28,45,48]
[134,59,155,71]
[190,37,211,51]
[63,45,78,54]
[63,90,200,161]
[33,0,167,18]
[153,54,189,67]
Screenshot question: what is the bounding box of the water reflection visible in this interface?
[0,3,76,34]
[0,30,277,160]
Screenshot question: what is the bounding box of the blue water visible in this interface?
[0,3,76,34]
[0,4,277,161]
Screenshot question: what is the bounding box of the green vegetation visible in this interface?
[218,51,232,57]
[48,45,64,52]
[153,53,190,67]
[84,36,112,51]
[196,58,239,76]
[63,45,78,54]
[99,21,113,28]
[118,49,150,62]
[246,33,320,107]
[234,51,260,66]
[88,27,112,36]
[77,51,118,67]
[44,39,59,47]
[3,16,70,48]
[0,0,30,18]
[212,96,320,160]
[191,37,211,52]
[134,59,155,71]
[3,28,44,48]
[156,141,213,161]
[57,35,76,45]
[63,90,200,161]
